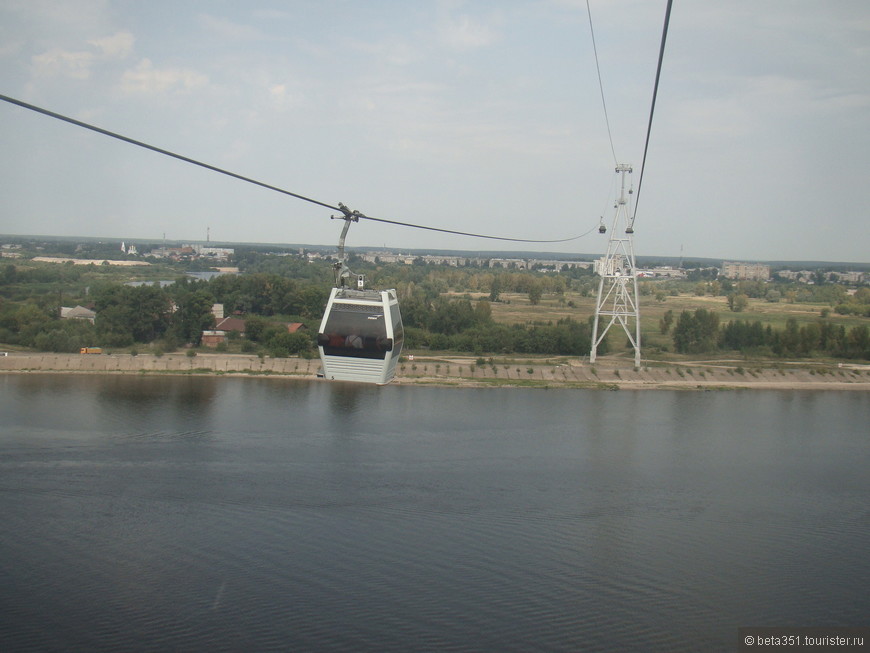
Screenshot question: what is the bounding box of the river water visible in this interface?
[0,375,867,652]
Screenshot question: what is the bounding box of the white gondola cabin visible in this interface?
[317,286,404,384]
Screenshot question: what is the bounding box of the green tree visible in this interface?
[772,318,801,356]
[299,286,328,320]
[473,300,493,325]
[94,284,172,344]
[659,309,674,334]
[720,320,768,352]
[528,280,543,305]
[727,293,749,312]
[848,324,869,358]
[171,290,215,344]
[12,304,52,346]
[129,286,173,341]
[2,264,16,284]
[244,315,270,342]
[34,319,96,352]
[488,275,502,302]
[429,298,476,335]
[95,305,135,346]
[672,308,720,354]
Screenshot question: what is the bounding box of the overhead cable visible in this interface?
[0,93,589,244]
[0,94,338,213]
[631,0,673,228]
[585,0,618,166]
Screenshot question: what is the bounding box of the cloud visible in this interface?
[438,14,498,51]
[30,30,133,80]
[345,37,421,67]
[198,14,266,41]
[0,39,25,58]
[267,83,302,110]
[31,47,94,79]
[88,31,134,59]
[120,58,209,95]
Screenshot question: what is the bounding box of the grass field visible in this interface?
[482,289,867,360]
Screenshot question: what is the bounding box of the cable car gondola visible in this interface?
[316,206,404,385]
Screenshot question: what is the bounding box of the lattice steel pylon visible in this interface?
[590,164,641,368]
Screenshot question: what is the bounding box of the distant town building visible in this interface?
[530,260,592,272]
[0,245,22,258]
[60,305,96,323]
[776,269,815,283]
[215,317,247,334]
[125,280,175,288]
[831,271,865,284]
[722,262,770,281]
[593,256,627,276]
[32,257,150,266]
[489,258,529,269]
[194,246,234,260]
[636,267,687,279]
[201,330,227,348]
[149,245,234,261]
[361,252,417,265]
[149,246,195,260]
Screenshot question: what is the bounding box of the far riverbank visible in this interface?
[2,351,869,391]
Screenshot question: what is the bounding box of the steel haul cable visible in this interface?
[631,0,673,228]
[1,93,591,245]
[585,0,618,167]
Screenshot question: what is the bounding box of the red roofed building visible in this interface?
[201,330,227,348]
[215,317,247,334]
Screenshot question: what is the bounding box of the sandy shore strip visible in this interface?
[2,351,869,391]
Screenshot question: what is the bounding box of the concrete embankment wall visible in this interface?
[0,352,321,377]
[2,352,869,390]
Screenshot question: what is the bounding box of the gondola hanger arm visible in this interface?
[331,203,365,287]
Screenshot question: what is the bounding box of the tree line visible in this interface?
[0,269,599,357]
[667,308,870,359]
[2,256,867,360]
[400,294,600,356]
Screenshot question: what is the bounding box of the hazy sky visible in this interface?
[1,1,868,262]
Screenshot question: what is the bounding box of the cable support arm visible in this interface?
[331,203,361,286]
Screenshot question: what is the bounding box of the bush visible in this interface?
[267,331,312,358]
[241,339,257,353]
